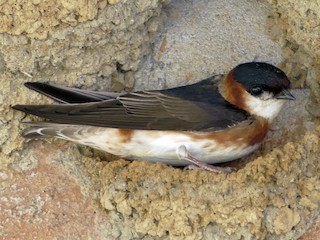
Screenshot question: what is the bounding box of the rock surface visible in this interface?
[1,0,319,239]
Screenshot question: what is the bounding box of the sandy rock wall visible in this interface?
[1,0,319,239]
[268,0,320,58]
[0,0,102,39]
[0,0,164,82]
[267,1,320,238]
[268,0,320,118]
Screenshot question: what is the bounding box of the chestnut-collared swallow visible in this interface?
[12,62,295,173]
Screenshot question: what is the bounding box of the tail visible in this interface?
[21,122,77,139]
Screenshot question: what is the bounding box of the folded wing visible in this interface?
[13,78,249,131]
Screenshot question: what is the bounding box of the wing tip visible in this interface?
[24,81,50,91]
[24,81,37,87]
[12,104,40,116]
[11,104,26,112]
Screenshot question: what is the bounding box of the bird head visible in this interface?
[222,62,295,122]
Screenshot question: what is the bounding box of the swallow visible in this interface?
[12,62,295,173]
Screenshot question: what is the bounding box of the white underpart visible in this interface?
[244,92,285,122]
[42,126,260,166]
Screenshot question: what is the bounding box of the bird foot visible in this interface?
[177,145,235,173]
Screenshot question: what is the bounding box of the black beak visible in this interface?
[275,89,295,100]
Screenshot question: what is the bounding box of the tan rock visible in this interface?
[2,0,320,239]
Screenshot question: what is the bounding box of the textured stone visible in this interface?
[267,0,320,58]
[134,0,283,90]
[2,0,320,239]
[267,0,320,118]
[0,143,109,239]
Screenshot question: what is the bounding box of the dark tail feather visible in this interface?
[24,82,122,104]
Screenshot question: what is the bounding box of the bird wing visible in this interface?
[13,78,249,131]
[24,82,122,103]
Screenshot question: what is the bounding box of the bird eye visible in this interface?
[250,86,263,95]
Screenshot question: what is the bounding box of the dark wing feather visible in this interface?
[24,82,122,103]
[13,77,249,131]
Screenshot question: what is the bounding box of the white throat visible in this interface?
[244,94,285,122]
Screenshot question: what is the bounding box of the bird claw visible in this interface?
[177,145,235,173]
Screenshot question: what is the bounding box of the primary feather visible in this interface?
[24,82,121,103]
